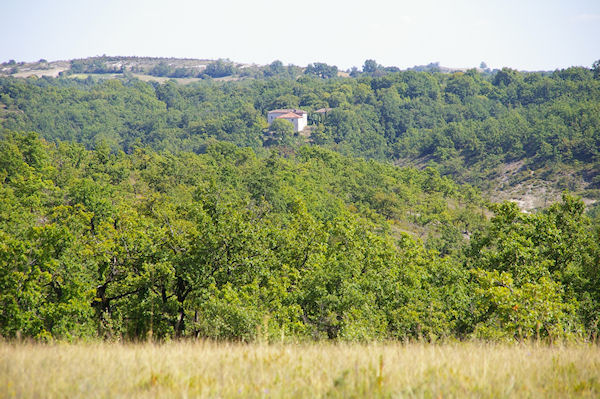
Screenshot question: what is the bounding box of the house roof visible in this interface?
[276,112,302,119]
[269,108,307,115]
[314,107,333,113]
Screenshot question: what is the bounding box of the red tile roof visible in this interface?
[276,112,302,119]
[269,109,307,115]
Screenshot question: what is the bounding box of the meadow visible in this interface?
[1,341,599,398]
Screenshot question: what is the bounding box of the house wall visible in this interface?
[296,116,307,131]
[267,112,286,124]
[278,117,300,131]
[267,110,308,132]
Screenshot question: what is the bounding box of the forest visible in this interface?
[1,60,600,342]
[2,59,600,190]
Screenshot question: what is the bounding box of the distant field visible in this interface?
[65,73,205,84]
[66,72,241,84]
[1,342,599,398]
[12,67,67,78]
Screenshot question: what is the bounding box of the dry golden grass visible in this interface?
[1,341,599,398]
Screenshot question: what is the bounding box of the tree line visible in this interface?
[1,131,598,341]
[1,61,599,194]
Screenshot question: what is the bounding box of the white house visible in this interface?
[267,109,308,132]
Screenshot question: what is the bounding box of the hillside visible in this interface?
[1,57,221,79]
[1,58,600,211]
[0,131,483,340]
[1,58,600,341]
[2,130,599,342]
[0,56,280,82]
[0,56,489,81]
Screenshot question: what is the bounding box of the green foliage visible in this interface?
[2,64,599,186]
[2,60,600,342]
[70,57,123,74]
[362,59,383,75]
[304,63,338,79]
[265,119,295,146]
[0,131,494,341]
[593,60,600,79]
[205,59,236,78]
[467,194,598,339]
[149,62,172,77]
[472,270,579,340]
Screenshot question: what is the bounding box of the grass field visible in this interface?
[1,341,599,398]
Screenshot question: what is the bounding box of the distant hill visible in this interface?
[0,56,252,81]
[2,57,600,343]
[2,56,508,81]
[1,56,599,213]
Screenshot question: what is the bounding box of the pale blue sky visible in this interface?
[1,0,599,71]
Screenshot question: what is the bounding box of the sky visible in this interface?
[1,0,599,71]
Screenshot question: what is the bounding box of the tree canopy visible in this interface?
[0,130,598,342]
[1,60,600,342]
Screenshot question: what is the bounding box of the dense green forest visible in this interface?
[1,61,600,341]
[0,131,599,341]
[2,61,600,194]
